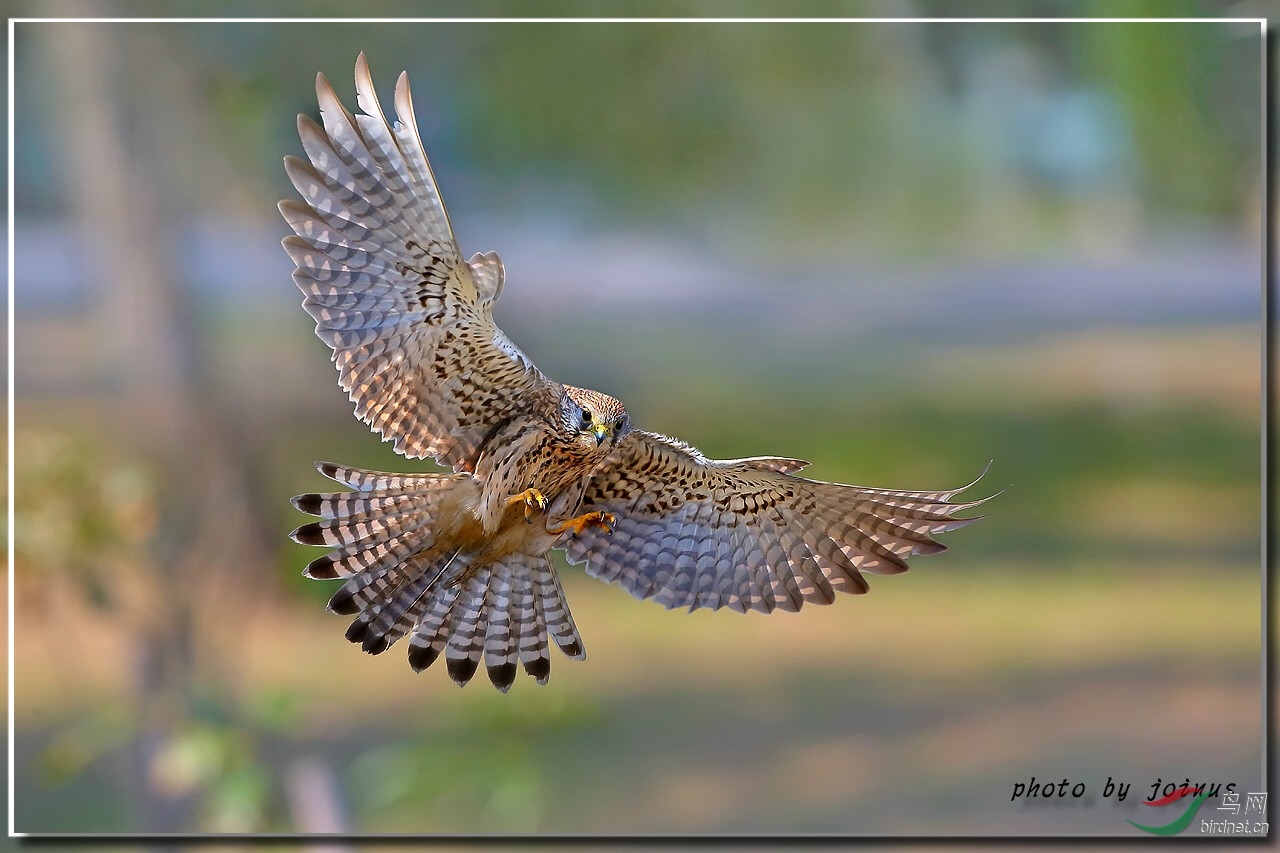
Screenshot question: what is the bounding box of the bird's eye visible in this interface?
[581,410,593,426]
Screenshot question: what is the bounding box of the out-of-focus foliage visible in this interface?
[15,15,1260,261]
[14,428,158,610]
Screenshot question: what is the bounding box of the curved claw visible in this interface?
[508,488,548,523]
[551,510,616,537]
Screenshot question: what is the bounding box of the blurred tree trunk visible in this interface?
[41,15,273,833]
[286,757,353,842]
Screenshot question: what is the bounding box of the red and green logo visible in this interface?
[1128,786,1208,835]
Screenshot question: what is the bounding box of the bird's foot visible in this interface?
[550,510,616,538]
[508,488,548,523]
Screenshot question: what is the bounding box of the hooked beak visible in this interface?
[593,422,611,445]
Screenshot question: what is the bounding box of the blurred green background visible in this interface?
[11,11,1264,836]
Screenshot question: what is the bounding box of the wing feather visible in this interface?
[282,53,560,470]
[563,431,989,613]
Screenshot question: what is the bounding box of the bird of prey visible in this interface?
[283,54,989,692]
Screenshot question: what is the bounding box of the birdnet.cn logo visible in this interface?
[1009,777,1269,836]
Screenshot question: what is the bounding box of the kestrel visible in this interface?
[283,54,989,692]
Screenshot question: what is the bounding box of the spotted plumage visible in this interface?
[284,54,991,692]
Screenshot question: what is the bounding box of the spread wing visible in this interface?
[281,53,558,471]
[562,431,990,613]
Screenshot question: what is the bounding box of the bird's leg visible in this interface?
[548,510,616,537]
[508,487,548,523]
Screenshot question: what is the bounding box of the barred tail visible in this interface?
[404,552,586,691]
[290,461,585,691]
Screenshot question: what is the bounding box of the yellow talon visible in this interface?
[508,488,548,522]
[551,510,616,537]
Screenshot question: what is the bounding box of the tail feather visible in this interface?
[400,553,582,689]
[291,503,433,548]
[483,564,517,692]
[302,525,434,580]
[293,462,585,690]
[444,570,491,687]
[509,559,548,684]
[324,527,442,615]
[406,581,462,673]
[293,465,452,610]
[292,489,437,520]
[345,547,464,654]
[532,555,586,661]
[311,461,460,492]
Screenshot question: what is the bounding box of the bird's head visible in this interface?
[561,386,632,450]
